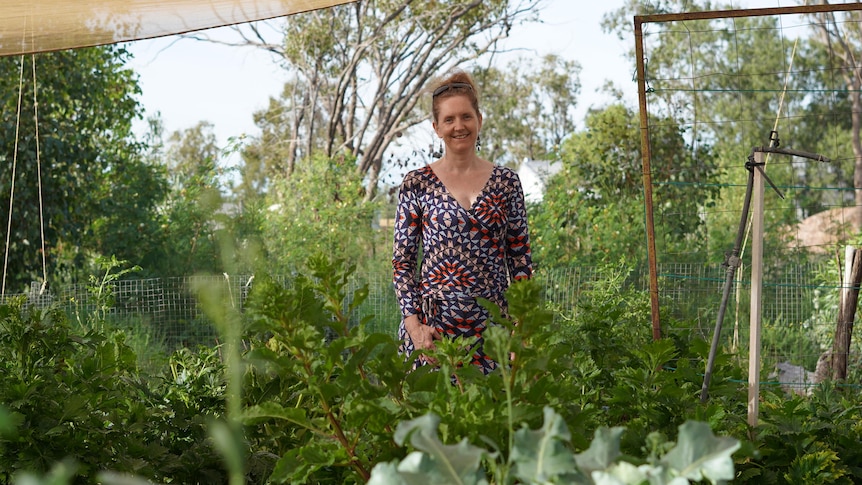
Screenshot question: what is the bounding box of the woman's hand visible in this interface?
[404,314,440,350]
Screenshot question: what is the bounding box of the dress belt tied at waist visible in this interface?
[420,290,476,325]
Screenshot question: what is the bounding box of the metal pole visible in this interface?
[700,135,827,403]
[701,160,754,402]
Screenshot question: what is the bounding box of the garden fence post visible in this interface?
[748,150,765,428]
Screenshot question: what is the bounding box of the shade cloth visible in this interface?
[0,0,354,56]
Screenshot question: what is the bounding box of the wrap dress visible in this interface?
[392,164,533,374]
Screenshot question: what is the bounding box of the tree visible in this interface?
[260,152,382,273]
[601,1,846,261]
[164,121,221,190]
[805,4,862,222]
[214,0,543,198]
[150,121,228,276]
[0,46,164,290]
[783,37,856,217]
[475,54,581,165]
[531,104,718,267]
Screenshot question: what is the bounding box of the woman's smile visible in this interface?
[433,95,482,154]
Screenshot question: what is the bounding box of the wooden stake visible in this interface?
[748,153,765,428]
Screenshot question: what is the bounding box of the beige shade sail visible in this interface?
[0,0,355,56]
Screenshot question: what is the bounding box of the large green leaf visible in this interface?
[240,402,307,426]
[392,413,488,485]
[661,421,740,484]
[511,406,582,484]
[591,461,651,485]
[574,426,626,474]
[368,461,408,485]
[208,420,245,484]
[397,451,488,485]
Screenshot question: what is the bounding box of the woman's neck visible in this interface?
[438,153,485,172]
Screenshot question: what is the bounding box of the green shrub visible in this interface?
[0,297,229,483]
[0,297,154,480]
[3,254,862,484]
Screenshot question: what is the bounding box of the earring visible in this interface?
[432,139,443,158]
[476,135,482,152]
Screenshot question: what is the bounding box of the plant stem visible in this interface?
[303,356,371,481]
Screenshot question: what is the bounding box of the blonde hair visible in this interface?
[430,69,481,123]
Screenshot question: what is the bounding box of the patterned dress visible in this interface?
[392,164,532,374]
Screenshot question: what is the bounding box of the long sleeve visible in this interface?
[392,173,422,317]
[505,172,533,282]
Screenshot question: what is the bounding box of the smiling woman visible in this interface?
[392,69,533,376]
[0,0,352,56]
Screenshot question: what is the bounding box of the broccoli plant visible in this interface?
[369,407,740,485]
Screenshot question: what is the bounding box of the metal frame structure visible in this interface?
[634,3,860,425]
[635,1,862,343]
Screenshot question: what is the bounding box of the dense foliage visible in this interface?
[532,104,720,267]
[473,54,581,165]
[0,46,167,290]
[0,257,860,484]
[0,298,226,483]
[259,153,385,274]
[3,2,862,484]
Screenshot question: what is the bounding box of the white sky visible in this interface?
[125,0,799,167]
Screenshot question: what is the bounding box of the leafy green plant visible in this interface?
[737,382,862,483]
[4,253,862,485]
[238,254,409,483]
[369,407,740,485]
[143,345,230,483]
[560,261,652,374]
[104,313,171,373]
[72,255,141,327]
[235,255,752,484]
[260,153,382,274]
[0,294,229,483]
[0,297,151,480]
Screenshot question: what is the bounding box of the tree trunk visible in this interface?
[833,246,862,380]
[812,9,862,228]
[851,73,862,223]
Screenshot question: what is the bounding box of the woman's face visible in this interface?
[433,94,482,155]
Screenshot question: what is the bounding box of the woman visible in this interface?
[392,70,533,374]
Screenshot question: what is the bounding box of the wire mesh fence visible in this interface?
[6,261,858,392]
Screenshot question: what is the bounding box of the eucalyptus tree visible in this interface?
[802,4,862,218]
[216,0,543,199]
[531,104,718,267]
[0,46,166,290]
[259,152,381,273]
[164,121,221,191]
[474,53,581,165]
[603,1,808,149]
[782,33,856,217]
[153,121,225,276]
[133,119,260,277]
